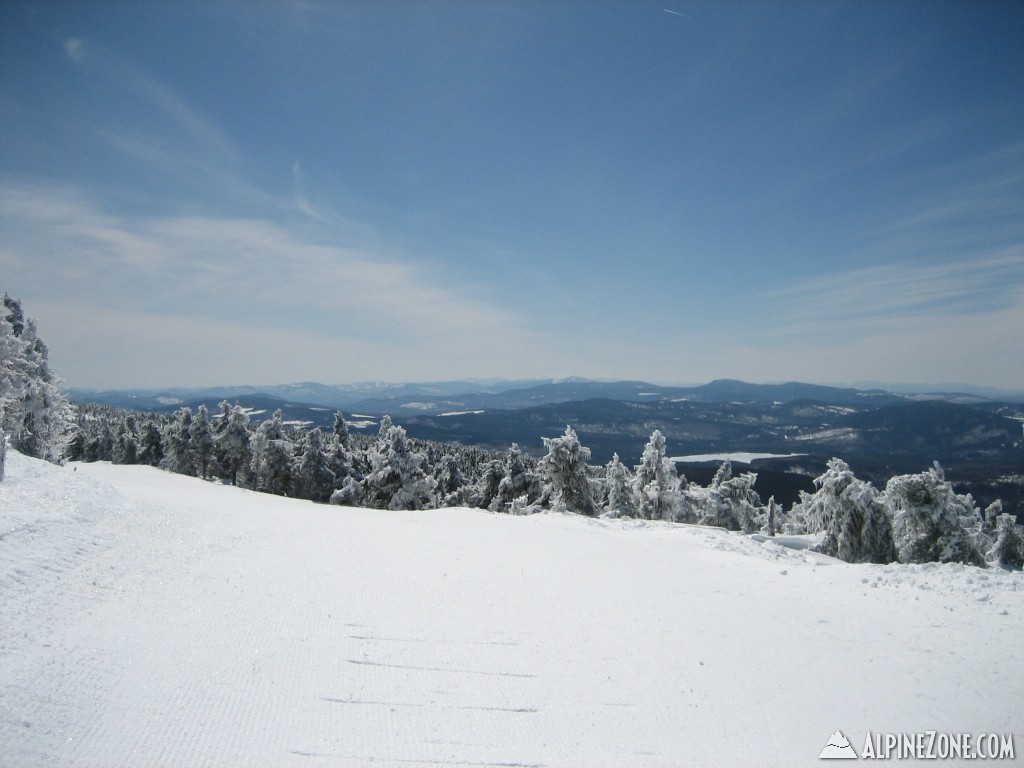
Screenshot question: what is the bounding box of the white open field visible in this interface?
[2,450,1021,767]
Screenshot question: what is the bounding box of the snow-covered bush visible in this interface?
[885,463,985,566]
[538,425,597,516]
[688,461,762,533]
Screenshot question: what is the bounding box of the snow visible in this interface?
[2,450,1022,767]
[439,410,485,417]
[671,452,806,463]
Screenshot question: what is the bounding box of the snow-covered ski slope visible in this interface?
[2,451,1021,767]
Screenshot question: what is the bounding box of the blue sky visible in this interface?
[2,0,1022,390]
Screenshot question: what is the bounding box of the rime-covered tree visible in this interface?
[684,460,761,532]
[165,407,196,476]
[538,425,597,516]
[190,404,216,479]
[789,459,895,563]
[631,430,680,521]
[361,423,437,510]
[604,453,636,518]
[435,454,468,507]
[471,457,505,510]
[885,463,985,566]
[138,421,164,467]
[491,443,542,512]
[215,401,252,487]
[112,421,138,465]
[294,428,336,503]
[0,294,73,464]
[988,513,1024,570]
[251,409,294,496]
[332,411,350,447]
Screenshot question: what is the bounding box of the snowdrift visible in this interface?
[1,450,1021,767]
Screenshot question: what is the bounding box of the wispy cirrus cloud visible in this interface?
[0,178,555,387]
[64,36,241,166]
[767,249,1024,338]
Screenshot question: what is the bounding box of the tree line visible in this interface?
[3,293,1022,569]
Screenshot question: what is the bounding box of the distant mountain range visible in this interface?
[70,377,1024,517]
[70,376,1024,464]
[69,376,1024,415]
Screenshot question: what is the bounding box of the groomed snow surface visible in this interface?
[2,451,1021,767]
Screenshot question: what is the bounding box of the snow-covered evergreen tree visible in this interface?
[112,421,138,465]
[164,407,196,476]
[471,457,505,510]
[294,428,336,503]
[988,512,1024,570]
[0,425,6,482]
[251,410,295,496]
[538,425,597,516]
[789,459,895,563]
[190,404,216,479]
[0,294,73,464]
[333,411,350,447]
[691,463,762,533]
[491,443,542,512]
[362,423,437,510]
[631,430,680,521]
[885,463,985,566]
[137,421,164,467]
[214,401,252,487]
[434,454,467,507]
[604,453,636,518]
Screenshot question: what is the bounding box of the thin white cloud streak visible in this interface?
[763,249,1024,338]
[0,179,561,388]
[290,162,327,222]
[64,37,241,166]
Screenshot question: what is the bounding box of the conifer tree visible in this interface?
[631,430,680,520]
[0,294,73,464]
[538,425,597,516]
[491,443,542,512]
[789,459,895,563]
[989,512,1024,570]
[165,407,196,476]
[362,423,437,510]
[604,453,636,517]
[885,463,985,566]
[294,427,336,503]
[215,401,252,487]
[251,409,294,495]
[190,404,216,479]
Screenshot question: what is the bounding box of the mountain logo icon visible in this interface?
[819,730,858,759]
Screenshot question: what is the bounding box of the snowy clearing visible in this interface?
[1,451,1021,767]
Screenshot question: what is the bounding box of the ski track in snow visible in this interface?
[1,452,1022,767]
